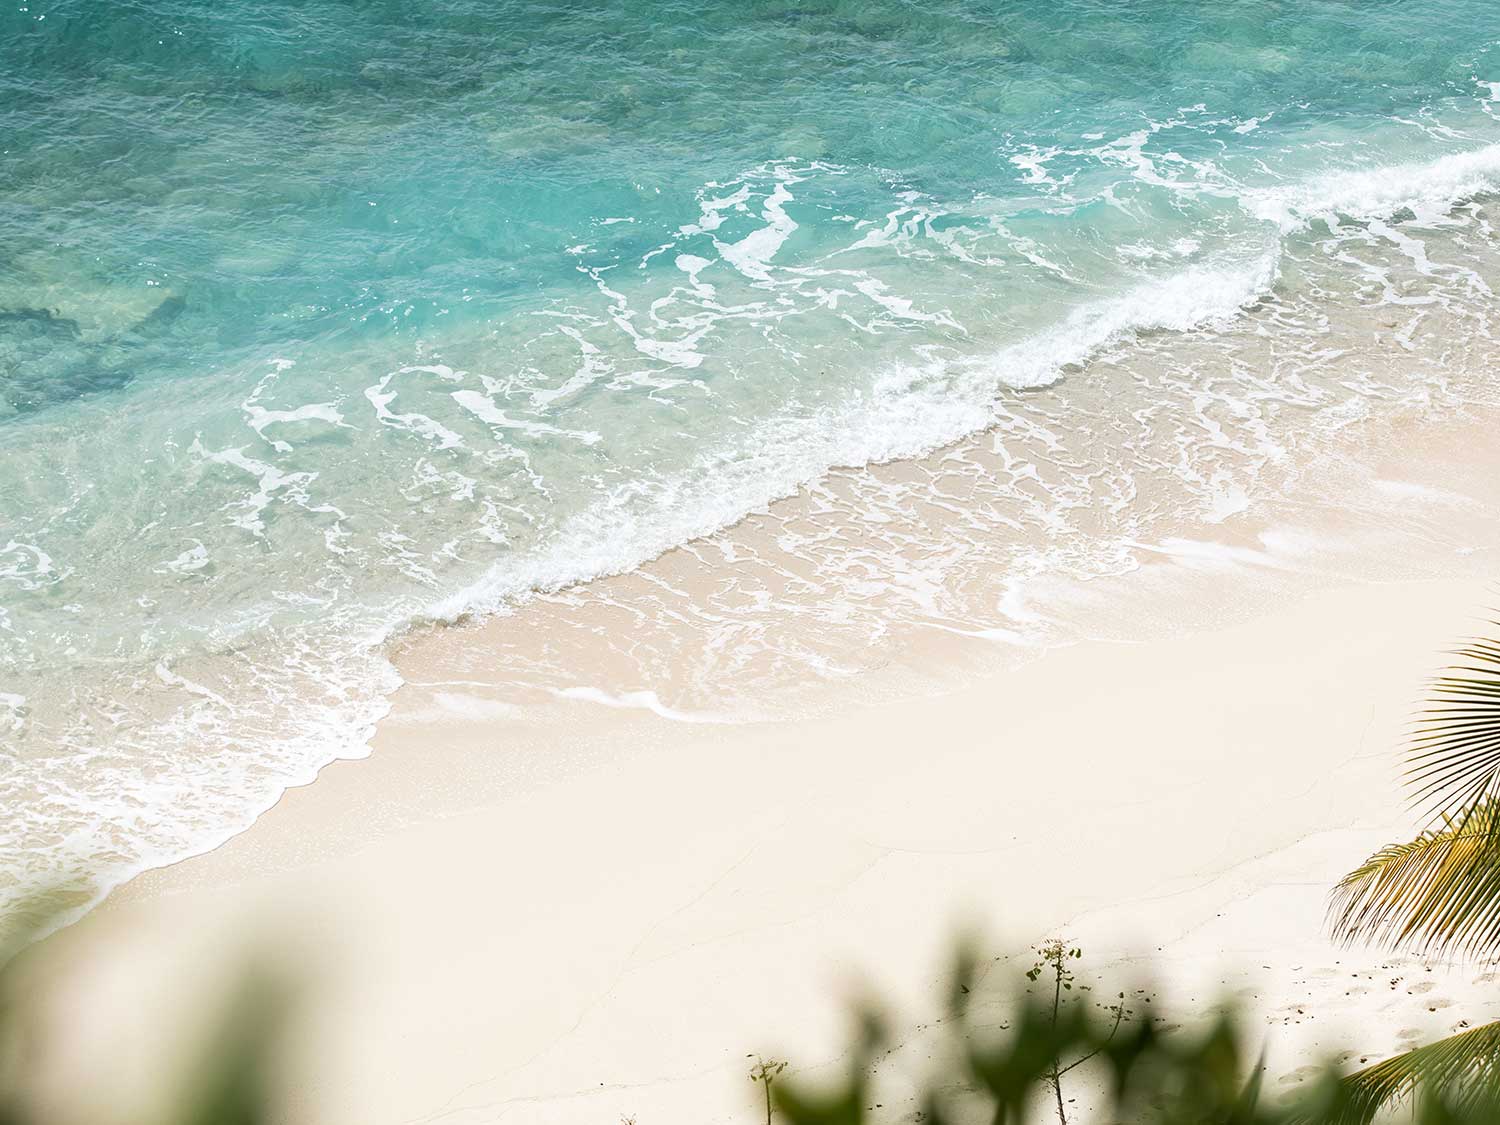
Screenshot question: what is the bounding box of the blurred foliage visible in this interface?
[0,902,282,1125]
[1,913,1499,1124]
[772,942,1500,1125]
[165,974,282,1125]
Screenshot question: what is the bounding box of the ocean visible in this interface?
[6,0,1500,920]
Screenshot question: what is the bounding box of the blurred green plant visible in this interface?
[0,900,284,1125]
[772,942,1500,1125]
[4,911,1500,1124]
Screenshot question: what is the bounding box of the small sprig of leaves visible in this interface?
[1023,940,1141,1124]
[750,1056,789,1125]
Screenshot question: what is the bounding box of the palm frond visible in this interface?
[1407,637,1500,820]
[1331,1020,1500,1125]
[1328,799,1500,957]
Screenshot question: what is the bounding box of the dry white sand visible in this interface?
[23,574,1500,1124]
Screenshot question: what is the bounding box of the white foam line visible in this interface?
[1243,142,1500,231]
[924,621,1038,645]
[452,388,602,445]
[551,685,738,724]
[240,362,347,451]
[153,661,232,708]
[0,693,24,735]
[976,248,1280,390]
[364,372,465,450]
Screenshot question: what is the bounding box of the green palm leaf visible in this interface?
[1328,1020,1500,1125]
[1407,636,1500,820]
[1329,800,1500,957]
[1326,622,1500,1115]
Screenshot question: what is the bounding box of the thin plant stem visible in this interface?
[1051,953,1067,1125]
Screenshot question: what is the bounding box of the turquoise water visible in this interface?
[7,0,1500,916]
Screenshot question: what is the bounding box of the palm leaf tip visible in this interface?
[1328,800,1500,959]
[1328,1020,1500,1125]
[1406,638,1500,820]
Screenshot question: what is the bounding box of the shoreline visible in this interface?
[14,220,1500,932]
[28,570,1500,1124]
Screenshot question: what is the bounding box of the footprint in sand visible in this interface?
[1277,1065,1324,1087]
[1407,981,1436,995]
[1425,997,1453,1011]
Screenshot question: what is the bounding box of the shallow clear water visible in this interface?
[6,0,1500,917]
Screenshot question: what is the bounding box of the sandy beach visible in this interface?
[21,568,1498,1124]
